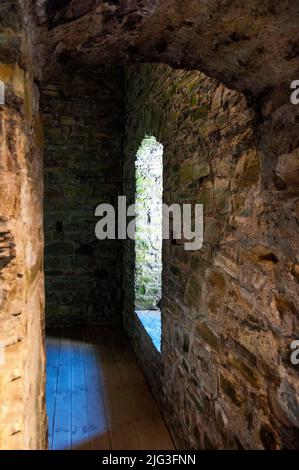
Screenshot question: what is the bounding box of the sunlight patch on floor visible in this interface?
[135,310,161,352]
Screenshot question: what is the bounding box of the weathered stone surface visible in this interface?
[0,0,46,450]
[40,0,299,96]
[123,63,299,450]
[0,0,299,453]
[275,148,299,188]
[42,68,123,327]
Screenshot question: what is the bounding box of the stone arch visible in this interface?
[43,1,299,96]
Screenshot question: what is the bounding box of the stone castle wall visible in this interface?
[123,63,299,449]
[0,0,47,450]
[0,0,298,453]
[42,69,124,327]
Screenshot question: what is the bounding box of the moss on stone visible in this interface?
[191,104,209,121]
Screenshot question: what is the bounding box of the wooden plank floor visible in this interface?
[46,327,174,450]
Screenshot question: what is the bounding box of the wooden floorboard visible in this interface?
[70,332,90,450]
[52,336,72,450]
[135,418,174,450]
[46,336,60,449]
[82,328,110,450]
[46,326,174,450]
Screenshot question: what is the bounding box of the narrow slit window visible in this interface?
[134,136,163,351]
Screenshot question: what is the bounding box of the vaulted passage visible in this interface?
[0,0,299,452]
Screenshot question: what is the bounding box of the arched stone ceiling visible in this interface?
[42,0,299,95]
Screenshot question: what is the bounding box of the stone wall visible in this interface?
[123,63,299,449]
[0,0,47,450]
[42,69,123,327]
[44,0,299,99]
[135,136,163,310]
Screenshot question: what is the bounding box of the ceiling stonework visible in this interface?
[41,0,299,94]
